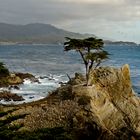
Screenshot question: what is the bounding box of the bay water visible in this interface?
[0,44,140,104]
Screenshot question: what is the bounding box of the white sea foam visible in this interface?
[0,74,65,105]
[0,87,9,91]
[23,79,32,84]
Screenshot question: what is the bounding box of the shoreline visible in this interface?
[0,70,140,105]
[0,65,140,139]
[0,73,63,105]
[0,42,62,46]
[0,41,139,46]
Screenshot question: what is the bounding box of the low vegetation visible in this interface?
[0,105,73,140]
[0,62,9,77]
[78,95,91,106]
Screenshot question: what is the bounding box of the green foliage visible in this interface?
[0,111,8,117]
[86,51,109,64]
[0,114,27,128]
[0,109,17,117]
[60,85,74,100]
[0,109,27,140]
[0,62,9,77]
[64,37,109,85]
[0,78,9,87]
[0,124,72,140]
[0,109,73,140]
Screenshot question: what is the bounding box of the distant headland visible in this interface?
[0,23,139,46]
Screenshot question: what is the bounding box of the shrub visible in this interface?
[0,62,9,77]
[60,85,74,100]
[78,95,91,105]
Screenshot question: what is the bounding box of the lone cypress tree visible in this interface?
[64,37,109,85]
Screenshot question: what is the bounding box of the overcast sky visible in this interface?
[0,0,140,43]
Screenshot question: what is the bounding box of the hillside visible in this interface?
[0,23,95,44]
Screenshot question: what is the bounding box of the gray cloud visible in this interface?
[0,0,140,42]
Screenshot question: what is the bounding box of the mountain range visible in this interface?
[0,23,138,46]
[0,23,96,44]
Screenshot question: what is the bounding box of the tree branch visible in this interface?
[95,61,101,69]
[89,60,94,71]
[79,50,88,66]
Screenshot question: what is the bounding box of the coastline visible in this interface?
[0,41,139,46]
[0,65,140,139]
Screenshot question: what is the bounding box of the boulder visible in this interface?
[0,91,24,101]
[15,73,39,83]
[67,73,86,85]
[8,74,23,85]
[1,64,140,140]
[72,64,140,139]
[8,85,20,90]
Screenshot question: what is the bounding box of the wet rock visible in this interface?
[14,85,20,90]
[0,72,38,87]
[15,73,39,83]
[29,77,40,83]
[29,96,34,99]
[15,73,34,80]
[40,75,54,81]
[0,91,24,101]
[9,85,20,90]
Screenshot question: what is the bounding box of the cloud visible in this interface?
[49,0,125,4]
[0,0,140,42]
[0,0,139,23]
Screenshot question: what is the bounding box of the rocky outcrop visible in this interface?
[0,64,140,140]
[15,73,39,83]
[7,74,23,85]
[72,64,140,139]
[0,72,39,87]
[0,75,22,87]
[0,91,24,101]
[46,64,140,139]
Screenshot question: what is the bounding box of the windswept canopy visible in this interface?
[64,37,109,85]
[64,37,104,51]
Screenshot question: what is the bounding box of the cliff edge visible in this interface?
[72,64,140,139]
[0,64,140,140]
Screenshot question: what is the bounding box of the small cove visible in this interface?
[0,44,140,104]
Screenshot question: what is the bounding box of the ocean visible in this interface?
[0,44,140,104]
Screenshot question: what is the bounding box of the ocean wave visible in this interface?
[0,74,65,104]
